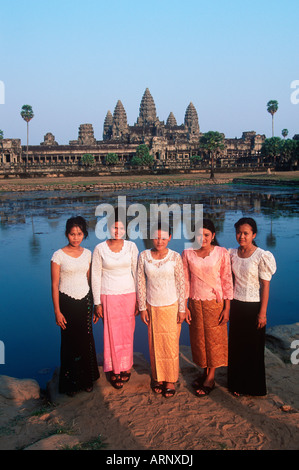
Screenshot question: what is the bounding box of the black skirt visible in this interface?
[228,299,267,396]
[59,290,100,394]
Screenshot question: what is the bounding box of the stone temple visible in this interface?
[0,88,266,169]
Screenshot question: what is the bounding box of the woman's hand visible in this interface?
[185,307,192,325]
[219,307,229,325]
[140,309,149,325]
[177,311,186,324]
[257,312,267,329]
[55,311,67,330]
[184,299,192,325]
[134,302,140,316]
[93,304,103,324]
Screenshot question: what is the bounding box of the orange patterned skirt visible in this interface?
[189,298,228,369]
[147,302,181,383]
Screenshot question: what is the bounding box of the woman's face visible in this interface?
[236,223,256,248]
[110,221,126,240]
[196,228,215,248]
[152,229,171,251]
[67,226,84,247]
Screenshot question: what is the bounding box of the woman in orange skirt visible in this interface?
[182,219,233,396]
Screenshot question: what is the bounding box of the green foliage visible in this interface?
[105,153,119,165]
[190,155,203,164]
[0,129,3,140]
[261,137,299,168]
[130,155,142,166]
[282,129,288,139]
[81,153,95,166]
[261,137,282,159]
[20,104,34,122]
[135,144,154,167]
[267,100,278,116]
[199,131,225,152]
[199,131,225,178]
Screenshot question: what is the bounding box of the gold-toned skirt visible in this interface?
[189,298,228,369]
[147,302,181,383]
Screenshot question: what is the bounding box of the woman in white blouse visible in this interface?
[137,222,185,398]
[92,209,139,390]
[228,217,276,396]
[51,216,100,396]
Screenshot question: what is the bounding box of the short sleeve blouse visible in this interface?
[51,248,91,300]
[229,247,276,302]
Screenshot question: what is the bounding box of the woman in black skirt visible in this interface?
[51,216,99,396]
[228,218,276,396]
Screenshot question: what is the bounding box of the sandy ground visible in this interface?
[0,342,298,451]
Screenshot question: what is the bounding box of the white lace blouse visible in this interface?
[91,240,139,305]
[51,248,91,300]
[137,249,185,312]
[229,247,277,302]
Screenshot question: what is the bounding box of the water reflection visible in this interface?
[0,183,298,387]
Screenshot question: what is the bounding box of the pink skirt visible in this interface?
[101,292,136,374]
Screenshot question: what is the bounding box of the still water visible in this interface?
[0,183,298,388]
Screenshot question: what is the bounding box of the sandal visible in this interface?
[151,380,164,394]
[191,375,204,389]
[195,382,215,397]
[120,371,131,383]
[110,373,123,389]
[163,387,176,398]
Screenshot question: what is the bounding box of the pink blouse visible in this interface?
[182,246,233,302]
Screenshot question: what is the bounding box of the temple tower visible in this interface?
[184,102,200,136]
[166,112,177,127]
[112,100,128,139]
[137,88,158,126]
[77,124,96,145]
[103,110,113,140]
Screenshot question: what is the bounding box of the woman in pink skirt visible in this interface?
[92,208,139,389]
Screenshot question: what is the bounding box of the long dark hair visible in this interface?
[234,217,257,246]
[195,218,219,246]
[107,207,127,237]
[65,216,88,239]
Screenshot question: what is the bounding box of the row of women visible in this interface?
[51,212,276,399]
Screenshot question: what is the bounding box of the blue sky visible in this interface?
[1,0,298,145]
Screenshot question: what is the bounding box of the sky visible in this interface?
[1,0,298,145]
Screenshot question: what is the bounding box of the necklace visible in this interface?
[238,245,256,258]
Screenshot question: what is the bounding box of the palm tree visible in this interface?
[282,129,288,139]
[266,100,278,137]
[199,131,225,179]
[20,104,34,166]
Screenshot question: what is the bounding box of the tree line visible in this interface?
[0,101,297,173]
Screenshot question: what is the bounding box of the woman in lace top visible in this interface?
[137,222,185,398]
[91,209,139,389]
[51,216,99,396]
[228,217,277,396]
[182,219,233,396]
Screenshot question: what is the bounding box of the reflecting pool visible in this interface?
[0,182,298,388]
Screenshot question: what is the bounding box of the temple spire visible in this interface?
[137,88,158,126]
